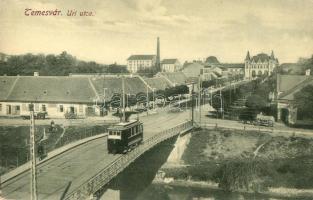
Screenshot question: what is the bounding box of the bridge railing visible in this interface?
[65,120,193,200]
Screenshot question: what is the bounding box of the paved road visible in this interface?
[196,107,313,138]
[2,110,190,200]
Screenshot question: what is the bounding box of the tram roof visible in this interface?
[108,120,142,131]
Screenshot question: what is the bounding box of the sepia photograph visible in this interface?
[0,0,313,199]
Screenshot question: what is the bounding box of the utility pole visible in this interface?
[191,83,194,126]
[146,86,149,115]
[122,77,126,122]
[198,76,202,125]
[219,88,224,119]
[30,105,37,200]
[152,88,155,110]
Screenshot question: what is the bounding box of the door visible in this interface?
[6,105,11,115]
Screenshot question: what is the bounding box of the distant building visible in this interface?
[0,53,10,62]
[127,55,156,73]
[182,62,204,78]
[244,51,278,79]
[161,59,181,72]
[220,64,245,75]
[200,66,223,81]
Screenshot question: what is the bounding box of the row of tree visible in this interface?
[0,51,128,76]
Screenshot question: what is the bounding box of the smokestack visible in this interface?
[156,37,160,71]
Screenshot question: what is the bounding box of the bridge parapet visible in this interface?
[65,120,193,200]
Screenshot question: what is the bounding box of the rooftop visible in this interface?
[127,55,156,61]
[278,74,313,101]
[161,59,178,64]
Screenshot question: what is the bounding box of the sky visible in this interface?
[0,0,313,64]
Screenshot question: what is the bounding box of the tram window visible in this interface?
[140,125,143,132]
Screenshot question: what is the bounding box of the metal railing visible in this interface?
[65,120,193,200]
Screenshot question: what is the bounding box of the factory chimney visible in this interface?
[156,37,160,72]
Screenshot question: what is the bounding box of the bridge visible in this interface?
[1,79,250,200]
[1,110,192,200]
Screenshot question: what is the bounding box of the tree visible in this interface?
[245,95,267,111]
[0,52,128,76]
[294,85,313,119]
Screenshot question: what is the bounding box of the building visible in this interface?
[277,71,313,125]
[0,53,10,62]
[200,66,222,81]
[244,51,278,79]
[127,55,156,73]
[182,62,204,78]
[0,76,99,118]
[0,72,193,118]
[161,59,181,72]
[127,37,161,73]
[220,63,245,75]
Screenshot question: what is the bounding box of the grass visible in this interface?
[166,128,313,191]
[0,124,108,175]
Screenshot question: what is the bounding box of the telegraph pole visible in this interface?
[191,83,194,126]
[122,77,126,122]
[30,105,37,200]
[219,88,224,119]
[198,76,202,125]
[146,86,149,115]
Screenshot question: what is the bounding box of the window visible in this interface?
[28,104,33,111]
[79,104,83,113]
[0,103,2,111]
[42,104,46,112]
[59,105,64,112]
[34,104,39,111]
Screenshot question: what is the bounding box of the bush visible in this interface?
[213,159,265,192]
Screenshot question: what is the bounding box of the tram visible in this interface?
[107,119,143,154]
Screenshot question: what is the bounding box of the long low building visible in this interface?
[0,73,185,118]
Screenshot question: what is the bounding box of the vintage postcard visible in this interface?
[1,0,313,200]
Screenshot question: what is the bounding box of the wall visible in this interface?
[0,102,95,118]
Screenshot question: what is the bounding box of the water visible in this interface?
[136,184,311,200]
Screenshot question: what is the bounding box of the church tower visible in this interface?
[244,51,251,79]
[156,37,160,71]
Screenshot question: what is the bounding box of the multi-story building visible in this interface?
[161,59,181,72]
[244,51,278,79]
[127,55,156,73]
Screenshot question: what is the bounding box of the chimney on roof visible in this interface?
[34,72,39,77]
[305,69,311,76]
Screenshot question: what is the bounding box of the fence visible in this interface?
[65,120,193,200]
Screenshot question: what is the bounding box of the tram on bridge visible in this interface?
[107,119,143,154]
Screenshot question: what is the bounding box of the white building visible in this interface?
[127,55,156,73]
[244,51,278,79]
[161,59,181,72]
